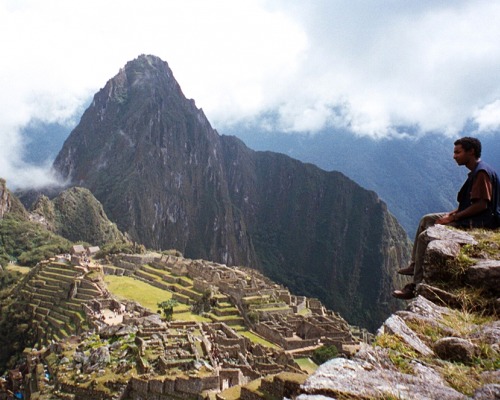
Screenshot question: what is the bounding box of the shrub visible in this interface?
[95,241,145,258]
[311,345,338,365]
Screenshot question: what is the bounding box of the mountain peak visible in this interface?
[53,55,411,330]
[99,54,186,108]
[121,54,176,87]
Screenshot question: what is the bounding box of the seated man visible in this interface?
[393,137,500,299]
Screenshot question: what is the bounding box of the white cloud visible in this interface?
[271,0,500,136]
[1,0,500,188]
[0,125,62,190]
[473,100,500,132]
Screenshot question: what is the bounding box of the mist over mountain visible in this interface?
[20,120,77,166]
[51,55,411,330]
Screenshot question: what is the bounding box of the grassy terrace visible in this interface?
[218,384,242,400]
[135,266,203,299]
[295,357,318,374]
[104,275,210,322]
[239,330,279,349]
[103,275,281,348]
[104,275,174,312]
[5,264,30,274]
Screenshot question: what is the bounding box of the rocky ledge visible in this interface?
[296,226,499,400]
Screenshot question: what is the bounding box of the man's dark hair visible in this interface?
[454,137,482,159]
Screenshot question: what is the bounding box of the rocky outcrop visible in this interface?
[28,187,126,246]
[29,194,56,231]
[50,187,126,246]
[0,178,28,220]
[299,344,468,400]
[296,226,500,399]
[52,54,411,330]
[298,296,499,399]
[0,178,10,219]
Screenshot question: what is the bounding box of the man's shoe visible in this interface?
[392,283,416,300]
[397,265,414,276]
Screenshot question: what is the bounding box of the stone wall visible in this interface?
[127,374,220,399]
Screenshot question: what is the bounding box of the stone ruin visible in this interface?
[4,249,366,399]
[106,252,365,354]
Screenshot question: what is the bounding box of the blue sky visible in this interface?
[1,0,500,188]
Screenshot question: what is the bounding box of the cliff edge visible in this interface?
[295,226,499,399]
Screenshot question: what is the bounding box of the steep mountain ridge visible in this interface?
[221,136,409,326]
[53,55,411,330]
[31,187,126,246]
[0,181,127,267]
[0,178,28,220]
[53,55,255,268]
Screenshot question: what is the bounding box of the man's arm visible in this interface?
[435,209,457,225]
[436,170,492,225]
[436,201,488,225]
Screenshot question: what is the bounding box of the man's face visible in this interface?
[453,144,475,166]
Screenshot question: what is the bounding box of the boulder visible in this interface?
[84,345,111,372]
[297,227,498,400]
[378,314,434,357]
[424,225,478,245]
[299,357,467,400]
[479,370,500,385]
[416,284,462,308]
[473,384,500,400]
[466,260,500,291]
[433,337,478,364]
[424,239,462,281]
[406,295,452,320]
[468,320,500,355]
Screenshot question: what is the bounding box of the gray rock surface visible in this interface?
[466,260,500,290]
[416,283,462,308]
[424,239,462,281]
[300,357,467,400]
[297,227,499,400]
[433,337,478,363]
[424,225,478,244]
[473,384,500,400]
[378,314,434,357]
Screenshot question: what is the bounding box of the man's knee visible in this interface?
[419,214,437,230]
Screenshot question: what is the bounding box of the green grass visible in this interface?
[298,307,311,316]
[239,330,280,348]
[218,383,241,400]
[463,229,500,260]
[373,333,418,374]
[104,275,173,312]
[173,310,211,322]
[5,264,30,274]
[104,275,211,321]
[295,357,318,374]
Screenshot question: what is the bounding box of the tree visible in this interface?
[157,299,178,321]
[191,290,217,315]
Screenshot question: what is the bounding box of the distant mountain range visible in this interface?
[34,54,411,330]
[21,107,500,240]
[225,127,500,238]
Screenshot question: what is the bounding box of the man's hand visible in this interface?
[437,200,488,225]
[436,213,455,225]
